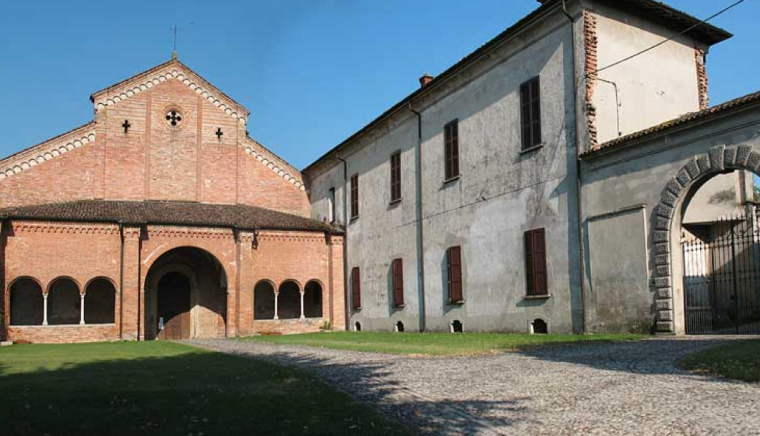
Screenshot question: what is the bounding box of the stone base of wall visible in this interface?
[249,318,326,335]
[8,324,119,344]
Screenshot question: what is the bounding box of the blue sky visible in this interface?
[0,0,758,169]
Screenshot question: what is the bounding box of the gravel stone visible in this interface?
[189,337,760,436]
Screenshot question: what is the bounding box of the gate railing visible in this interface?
[682,209,760,334]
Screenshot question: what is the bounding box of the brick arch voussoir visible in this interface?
[652,144,760,333]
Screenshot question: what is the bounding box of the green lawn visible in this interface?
[677,339,760,383]
[0,341,412,436]
[243,331,648,356]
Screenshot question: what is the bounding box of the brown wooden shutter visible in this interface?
[533,229,547,295]
[448,246,463,303]
[392,258,404,307]
[444,120,459,180]
[525,229,548,296]
[520,82,532,150]
[350,174,359,218]
[530,77,542,148]
[391,152,401,202]
[351,267,361,310]
[520,77,541,150]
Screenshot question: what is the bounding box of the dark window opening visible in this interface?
[304,281,323,318]
[392,258,404,307]
[396,321,405,333]
[350,174,359,219]
[532,319,548,334]
[351,267,362,310]
[525,229,548,296]
[10,278,43,326]
[48,278,80,325]
[390,151,402,202]
[254,281,275,320]
[84,278,116,324]
[520,77,542,150]
[328,187,336,223]
[354,322,362,332]
[447,246,464,303]
[451,320,464,333]
[277,281,301,319]
[444,120,460,180]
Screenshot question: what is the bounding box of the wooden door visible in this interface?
[157,272,191,340]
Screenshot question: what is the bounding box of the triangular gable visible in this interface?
[0,122,96,180]
[245,137,306,191]
[90,59,250,123]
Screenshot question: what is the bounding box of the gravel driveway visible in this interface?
[189,337,760,436]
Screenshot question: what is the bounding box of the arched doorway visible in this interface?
[145,247,228,340]
[156,272,192,340]
[655,144,760,334]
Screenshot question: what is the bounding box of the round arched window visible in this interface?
[165,108,183,127]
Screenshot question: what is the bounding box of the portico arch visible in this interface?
[144,246,228,340]
[653,144,760,333]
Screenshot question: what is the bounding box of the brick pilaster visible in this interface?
[120,225,142,340]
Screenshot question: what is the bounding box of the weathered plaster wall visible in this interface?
[586,1,704,145]
[682,171,751,224]
[581,104,760,334]
[307,11,584,334]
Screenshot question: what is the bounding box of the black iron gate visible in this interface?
[683,214,760,334]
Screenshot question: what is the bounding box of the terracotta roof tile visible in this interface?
[582,89,760,157]
[0,200,339,233]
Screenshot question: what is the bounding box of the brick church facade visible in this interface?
[0,59,345,343]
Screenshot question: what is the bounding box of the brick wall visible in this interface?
[0,65,310,215]
[8,325,119,344]
[0,62,343,343]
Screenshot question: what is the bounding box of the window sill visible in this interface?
[520,144,544,155]
[389,198,402,206]
[353,307,362,311]
[524,294,551,301]
[349,216,359,223]
[447,299,465,306]
[443,175,461,186]
[393,304,406,309]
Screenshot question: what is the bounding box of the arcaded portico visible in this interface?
[0,201,344,343]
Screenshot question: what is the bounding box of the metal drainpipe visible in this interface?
[563,0,588,334]
[336,156,350,331]
[408,104,426,332]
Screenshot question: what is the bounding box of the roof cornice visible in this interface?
[90,59,250,124]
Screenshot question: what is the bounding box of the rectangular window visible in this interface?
[390,151,401,203]
[520,77,542,150]
[351,267,362,310]
[447,246,464,303]
[444,120,460,181]
[350,174,359,219]
[392,258,404,307]
[524,229,548,296]
[328,187,336,223]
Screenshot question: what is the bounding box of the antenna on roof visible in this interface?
[172,25,178,60]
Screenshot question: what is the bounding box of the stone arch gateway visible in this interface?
[653,144,760,333]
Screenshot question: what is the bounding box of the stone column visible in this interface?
[273,291,279,320]
[300,290,305,320]
[42,293,49,326]
[79,293,86,325]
